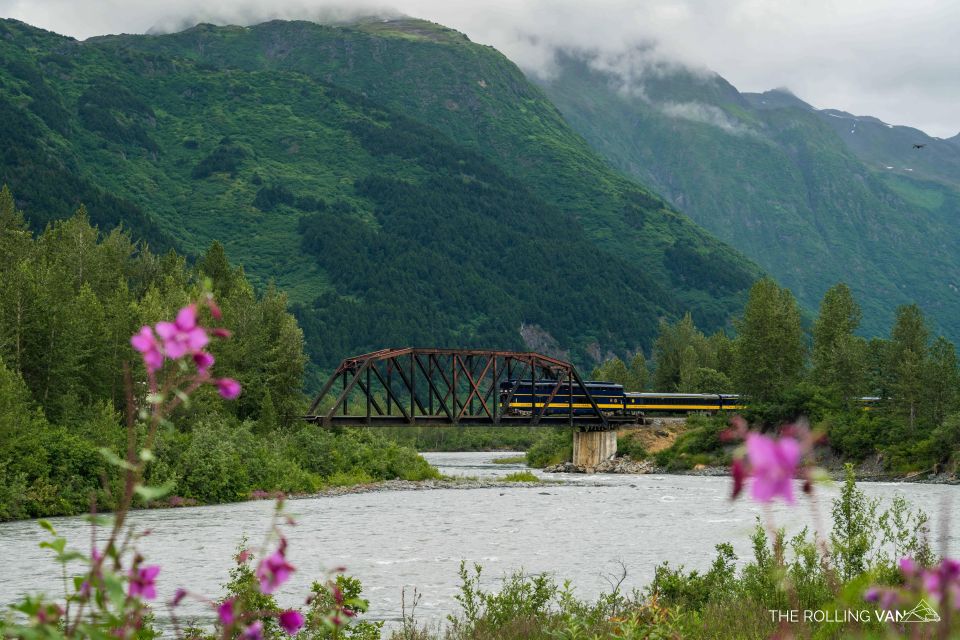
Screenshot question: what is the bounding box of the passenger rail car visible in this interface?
[498,380,742,415]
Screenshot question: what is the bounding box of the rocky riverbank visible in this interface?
[292,476,554,500]
[542,454,960,484]
[542,456,728,476]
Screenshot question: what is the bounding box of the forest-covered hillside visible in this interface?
[536,54,960,341]
[0,18,760,374]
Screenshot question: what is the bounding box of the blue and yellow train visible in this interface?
[498,380,744,416]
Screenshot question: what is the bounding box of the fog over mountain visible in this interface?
[1,0,957,138]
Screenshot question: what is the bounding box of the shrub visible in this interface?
[525,430,571,468]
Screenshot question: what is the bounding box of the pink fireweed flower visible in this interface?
[155,305,209,359]
[900,557,918,576]
[128,565,160,600]
[242,621,264,640]
[256,542,295,594]
[205,294,223,321]
[218,599,236,625]
[172,588,187,606]
[193,351,215,374]
[278,610,305,635]
[217,378,242,400]
[922,558,960,606]
[745,433,801,504]
[730,457,747,500]
[131,326,164,372]
[212,327,233,339]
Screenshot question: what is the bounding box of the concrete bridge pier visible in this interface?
[572,430,617,469]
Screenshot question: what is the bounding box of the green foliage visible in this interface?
[812,283,866,403]
[449,562,556,637]
[733,278,805,402]
[616,433,648,459]
[0,198,438,520]
[0,17,757,374]
[653,415,728,470]
[381,427,543,452]
[501,471,539,483]
[537,53,960,345]
[652,313,716,392]
[830,465,934,582]
[305,575,383,640]
[525,430,572,468]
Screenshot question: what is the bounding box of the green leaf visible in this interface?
[139,448,155,462]
[135,481,175,501]
[174,388,191,407]
[37,519,56,535]
[98,447,137,471]
[40,538,66,554]
[81,513,114,527]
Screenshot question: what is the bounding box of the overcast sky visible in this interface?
[2,0,957,138]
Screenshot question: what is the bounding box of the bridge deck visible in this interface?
[304,415,642,430]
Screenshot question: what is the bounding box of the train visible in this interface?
[498,379,744,416]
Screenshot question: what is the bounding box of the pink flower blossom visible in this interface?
[128,565,160,600]
[278,610,305,635]
[172,588,187,606]
[730,458,747,500]
[256,542,295,594]
[155,305,209,359]
[900,557,918,576]
[205,295,223,320]
[217,378,242,400]
[131,326,164,372]
[193,351,215,374]
[218,599,235,625]
[212,328,233,339]
[242,620,264,640]
[922,558,960,606]
[745,433,801,504]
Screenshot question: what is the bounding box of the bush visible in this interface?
[654,415,729,470]
[501,471,539,482]
[525,430,571,468]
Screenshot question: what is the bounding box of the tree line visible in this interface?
[0,186,436,521]
[591,277,959,472]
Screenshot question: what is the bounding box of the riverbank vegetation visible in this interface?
[0,188,436,522]
[526,278,960,476]
[388,469,942,639]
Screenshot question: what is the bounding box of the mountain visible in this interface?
[535,53,960,340]
[0,18,758,371]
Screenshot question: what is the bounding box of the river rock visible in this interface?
[543,456,656,474]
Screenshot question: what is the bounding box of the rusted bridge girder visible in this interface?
[305,348,626,430]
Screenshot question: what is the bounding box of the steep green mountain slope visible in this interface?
[83,19,757,327]
[0,19,758,370]
[536,54,960,340]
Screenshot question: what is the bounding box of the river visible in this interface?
[1,452,958,631]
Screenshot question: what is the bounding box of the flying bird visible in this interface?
[913,144,926,149]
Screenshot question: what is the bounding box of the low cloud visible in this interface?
[659,101,754,136]
[1,0,957,137]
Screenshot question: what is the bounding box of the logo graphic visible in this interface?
[901,599,940,623]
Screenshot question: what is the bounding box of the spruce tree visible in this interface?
[889,304,929,431]
[733,278,805,402]
[812,283,866,404]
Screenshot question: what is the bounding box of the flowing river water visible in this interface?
[1,452,958,631]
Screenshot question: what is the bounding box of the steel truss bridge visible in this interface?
[305,348,641,430]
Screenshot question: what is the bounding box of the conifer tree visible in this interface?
[628,352,648,391]
[812,283,866,403]
[889,304,929,431]
[733,278,805,402]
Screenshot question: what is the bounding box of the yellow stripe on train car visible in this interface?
[508,402,625,410]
